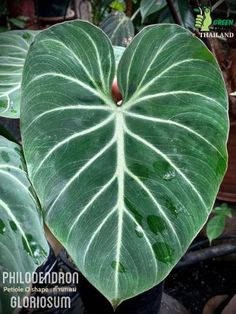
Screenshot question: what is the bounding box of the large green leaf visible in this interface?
[0,30,35,118]
[101,12,134,47]
[0,136,49,313]
[21,21,228,307]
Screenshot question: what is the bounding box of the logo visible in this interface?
[194,4,235,38]
[195,6,212,31]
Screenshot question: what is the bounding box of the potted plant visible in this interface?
[0,18,229,313]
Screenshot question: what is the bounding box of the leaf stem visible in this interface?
[212,0,225,12]
[166,0,182,26]
[125,0,133,17]
[131,8,140,21]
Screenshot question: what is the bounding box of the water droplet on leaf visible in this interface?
[9,220,17,232]
[125,198,143,226]
[164,198,178,217]
[175,205,190,216]
[135,224,144,238]
[152,242,174,264]
[0,219,6,235]
[111,261,126,273]
[22,234,47,265]
[163,169,176,181]
[147,215,166,235]
[1,151,10,163]
[22,32,30,40]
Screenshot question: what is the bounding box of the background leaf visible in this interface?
[21,21,228,306]
[0,30,36,118]
[101,12,134,46]
[8,16,30,29]
[0,136,49,313]
[206,203,232,244]
[110,0,126,12]
[213,203,232,217]
[147,0,194,28]
[140,0,167,22]
[226,0,236,11]
[175,0,194,29]
[206,215,225,244]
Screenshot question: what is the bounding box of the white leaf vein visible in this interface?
[124,111,224,158]
[124,125,208,213]
[32,114,114,178]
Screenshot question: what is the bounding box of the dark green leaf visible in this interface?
[21,21,228,307]
[140,0,167,22]
[0,136,49,313]
[157,0,194,28]
[175,0,195,29]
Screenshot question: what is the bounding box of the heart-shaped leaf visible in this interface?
[0,30,36,118]
[0,137,49,313]
[21,21,228,307]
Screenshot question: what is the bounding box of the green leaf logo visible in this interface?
[195,6,212,31]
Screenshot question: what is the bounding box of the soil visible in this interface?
[164,202,236,314]
[165,254,236,313]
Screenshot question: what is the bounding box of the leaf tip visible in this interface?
[111,298,122,310]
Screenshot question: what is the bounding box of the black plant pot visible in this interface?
[34,0,72,18]
[59,250,163,314]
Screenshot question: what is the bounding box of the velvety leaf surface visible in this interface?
[21,21,228,307]
[101,12,134,47]
[0,137,49,313]
[113,46,125,69]
[0,30,36,118]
